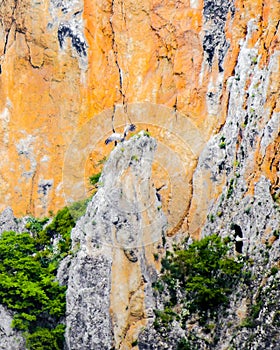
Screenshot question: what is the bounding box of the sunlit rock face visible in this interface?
[64,134,167,349]
[3,0,279,222]
[0,305,25,350]
[0,0,279,348]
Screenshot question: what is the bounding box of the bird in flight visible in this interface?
[105,124,136,145]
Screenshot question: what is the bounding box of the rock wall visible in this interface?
[3,0,278,219]
[0,305,25,350]
[0,0,279,349]
[188,7,280,237]
[64,134,166,349]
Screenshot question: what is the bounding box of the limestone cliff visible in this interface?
[0,305,25,350]
[63,133,166,349]
[1,0,278,222]
[0,0,279,349]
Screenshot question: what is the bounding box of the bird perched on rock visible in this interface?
[234,235,247,254]
[123,123,136,138]
[104,132,124,145]
[105,124,136,145]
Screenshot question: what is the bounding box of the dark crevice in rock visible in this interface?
[124,249,138,263]
[203,0,235,69]
[58,24,87,56]
[38,181,53,196]
[3,27,12,55]
[28,170,36,215]
[110,0,127,124]
[25,40,44,69]
[2,0,17,57]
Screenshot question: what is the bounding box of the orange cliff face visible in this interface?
[0,0,279,227]
[0,0,85,215]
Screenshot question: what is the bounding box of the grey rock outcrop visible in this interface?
[0,305,25,350]
[64,134,166,349]
[0,207,30,236]
[139,13,280,350]
[0,208,20,235]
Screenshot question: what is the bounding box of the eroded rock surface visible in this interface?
[65,134,166,349]
[2,0,278,219]
[0,1,279,349]
[0,306,25,350]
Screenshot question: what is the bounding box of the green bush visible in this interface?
[25,217,49,234]
[0,197,92,349]
[270,266,278,275]
[154,234,244,330]
[227,179,235,199]
[26,324,65,350]
[44,198,91,255]
[0,231,66,348]
[177,337,193,350]
[45,207,75,253]
[89,172,101,186]
[219,136,226,149]
[68,197,91,221]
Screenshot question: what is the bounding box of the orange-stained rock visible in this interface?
[0,1,280,349]
[0,0,221,217]
[0,0,279,235]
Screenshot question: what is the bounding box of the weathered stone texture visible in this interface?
[64,134,166,349]
[0,305,25,350]
[0,0,245,217]
[0,0,279,349]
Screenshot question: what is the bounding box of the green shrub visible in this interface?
[219,136,226,149]
[270,266,278,275]
[240,317,255,328]
[131,339,138,347]
[89,172,101,186]
[208,213,215,223]
[25,217,49,234]
[131,155,139,162]
[67,197,92,222]
[26,324,65,350]
[227,179,235,199]
[154,234,244,331]
[0,197,91,349]
[177,338,193,350]
[153,253,159,261]
[0,231,66,348]
[44,206,75,256]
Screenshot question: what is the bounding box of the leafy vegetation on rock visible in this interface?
[0,230,66,348]
[153,234,244,332]
[0,198,91,349]
[89,172,101,187]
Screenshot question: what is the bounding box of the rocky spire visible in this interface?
[64,133,166,349]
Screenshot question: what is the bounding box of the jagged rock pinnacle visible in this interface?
[64,133,166,349]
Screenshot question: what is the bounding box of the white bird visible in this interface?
[235,236,247,242]
[105,124,136,145]
[123,123,136,138]
[105,133,124,145]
